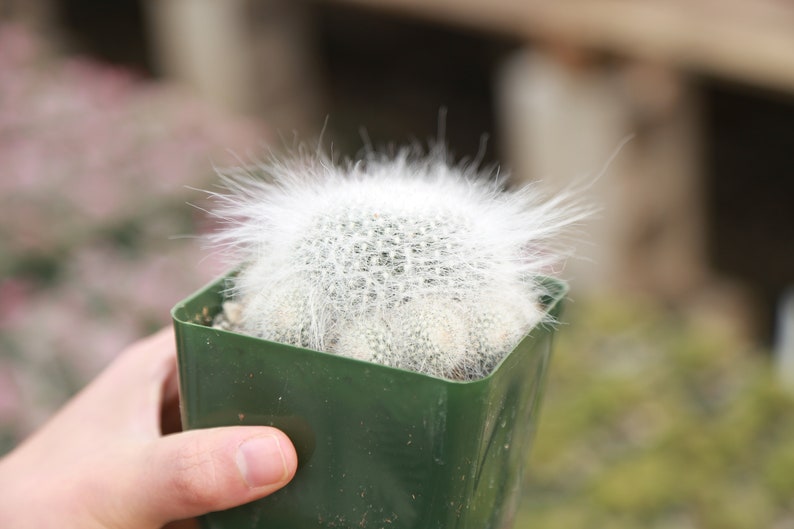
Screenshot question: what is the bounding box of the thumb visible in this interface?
[126,427,298,526]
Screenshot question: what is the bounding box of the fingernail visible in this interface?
[236,435,289,488]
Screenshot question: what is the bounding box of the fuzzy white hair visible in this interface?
[207,148,588,380]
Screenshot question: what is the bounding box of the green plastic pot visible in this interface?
[172,273,566,529]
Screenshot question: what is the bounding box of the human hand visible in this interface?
[0,328,298,529]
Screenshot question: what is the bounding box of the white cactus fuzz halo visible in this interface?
[207,147,587,380]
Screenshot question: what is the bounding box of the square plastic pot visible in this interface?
[172,273,566,529]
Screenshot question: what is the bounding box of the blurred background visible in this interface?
[1,0,793,526]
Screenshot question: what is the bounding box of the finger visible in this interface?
[124,427,298,525]
[14,329,179,458]
[159,381,183,436]
[159,348,183,435]
[163,519,199,529]
[69,328,176,410]
[108,327,178,389]
[82,328,178,437]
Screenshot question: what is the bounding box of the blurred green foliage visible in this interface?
[517,299,794,528]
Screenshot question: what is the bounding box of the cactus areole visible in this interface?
[172,148,581,529]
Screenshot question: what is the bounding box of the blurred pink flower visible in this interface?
[0,279,33,329]
[0,22,265,451]
[0,363,22,425]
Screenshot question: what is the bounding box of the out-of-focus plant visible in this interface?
[516,299,794,529]
[0,23,264,453]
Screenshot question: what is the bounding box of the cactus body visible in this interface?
[209,150,584,379]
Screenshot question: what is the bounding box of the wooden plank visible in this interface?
[324,0,794,93]
[497,51,708,298]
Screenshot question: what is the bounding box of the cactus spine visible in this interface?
[209,149,585,380]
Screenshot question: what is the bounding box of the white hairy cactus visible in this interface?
[208,147,587,380]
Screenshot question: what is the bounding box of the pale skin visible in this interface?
[0,328,298,529]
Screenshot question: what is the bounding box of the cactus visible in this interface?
[208,148,586,380]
